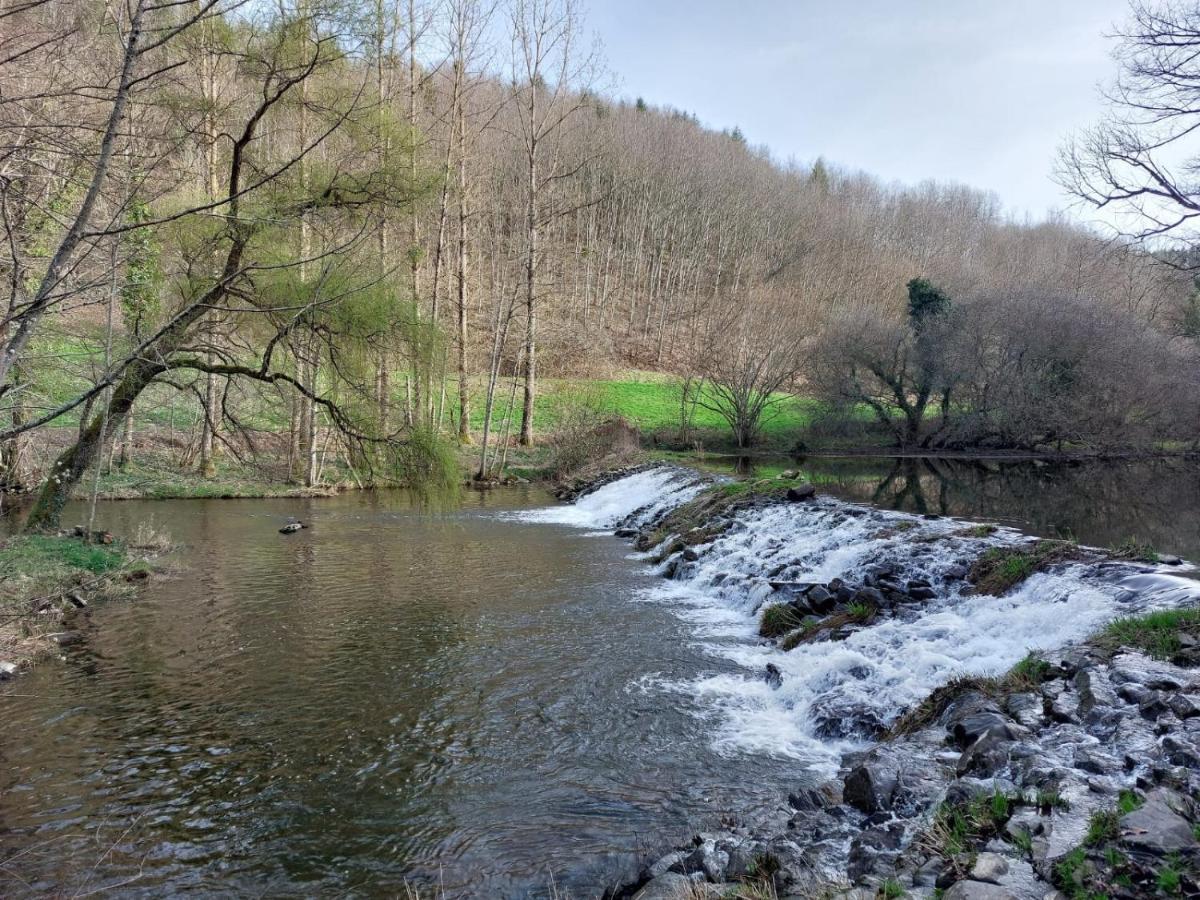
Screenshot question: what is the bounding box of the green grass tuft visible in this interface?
[1097,607,1200,660]
[759,603,802,638]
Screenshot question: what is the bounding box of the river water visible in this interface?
[1,457,1198,897]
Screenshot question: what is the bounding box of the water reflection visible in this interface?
[713,454,1200,561]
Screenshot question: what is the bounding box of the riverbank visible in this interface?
[552,467,1200,899]
[0,532,163,675]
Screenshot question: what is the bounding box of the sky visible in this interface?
[584,0,1132,222]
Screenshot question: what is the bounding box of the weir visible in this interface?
[526,467,1200,770]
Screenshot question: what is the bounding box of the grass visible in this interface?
[967,540,1080,596]
[1096,607,1200,660]
[889,652,1052,736]
[0,534,125,582]
[1112,536,1160,562]
[0,533,150,669]
[919,789,1020,864]
[760,603,803,638]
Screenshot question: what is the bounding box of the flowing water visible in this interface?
[1,459,1198,897]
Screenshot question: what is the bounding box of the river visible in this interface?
[0,456,1197,897]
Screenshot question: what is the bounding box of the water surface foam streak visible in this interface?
[535,468,1199,773]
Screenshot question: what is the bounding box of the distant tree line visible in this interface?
[1,0,1199,528]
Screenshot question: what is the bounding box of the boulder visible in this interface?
[1119,790,1196,855]
[957,727,1014,778]
[846,824,903,881]
[634,872,702,899]
[0,661,16,680]
[1006,693,1045,729]
[970,852,1009,884]
[806,585,835,612]
[786,484,816,502]
[1169,693,1200,719]
[941,880,1019,899]
[1074,668,1120,722]
[683,838,729,882]
[764,663,783,689]
[645,850,687,879]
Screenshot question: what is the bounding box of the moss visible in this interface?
[967,540,1081,596]
[1096,607,1200,661]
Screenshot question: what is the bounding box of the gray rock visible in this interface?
[1049,692,1080,724]
[1169,693,1200,719]
[958,727,1014,777]
[786,483,816,502]
[646,850,687,879]
[941,881,1019,900]
[847,824,904,881]
[684,839,728,882]
[970,852,1009,883]
[1111,653,1187,691]
[1006,693,1044,729]
[842,762,897,814]
[1119,790,1197,855]
[634,872,702,900]
[1073,745,1122,776]
[1074,668,1119,721]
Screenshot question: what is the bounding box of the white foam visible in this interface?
[512,467,706,530]
[525,469,1200,770]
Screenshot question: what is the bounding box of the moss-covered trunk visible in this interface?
[25,357,165,531]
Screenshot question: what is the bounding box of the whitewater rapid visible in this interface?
[514,468,1198,773]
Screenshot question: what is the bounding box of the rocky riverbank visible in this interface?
[560,466,1200,900]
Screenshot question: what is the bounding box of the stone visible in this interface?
[846,824,903,881]
[970,852,1009,884]
[1049,693,1080,724]
[279,521,305,534]
[1119,790,1197,855]
[843,762,897,814]
[634,872,701,899]
[957,727,1014,778]
[682,547,701,563]
[0,661,16,679]
[46,631,82,646]
[806,585,834,611]
[615,527,639,538]
[1169,693,1200,719]
[65,591,87,609]
[941,881,1019,899]
[1074,668,1120,721]
[645,850,686,879]
[908,586,938,601]
[1006,693,1045,729]
[1073,745,1122,776]
[1111,653,1187,691]
[1160,734,1200,768]
[684,838,728,882]
[852,586,887,610]
[786,483,816,502]
[764,663,783,689]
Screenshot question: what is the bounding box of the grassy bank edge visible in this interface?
[0,533,161,673]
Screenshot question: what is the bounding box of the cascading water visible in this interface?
[532,467,1200,775]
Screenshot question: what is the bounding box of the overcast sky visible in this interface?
[585,0,1132,222]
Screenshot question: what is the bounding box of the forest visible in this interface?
[4,0,1200,530]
